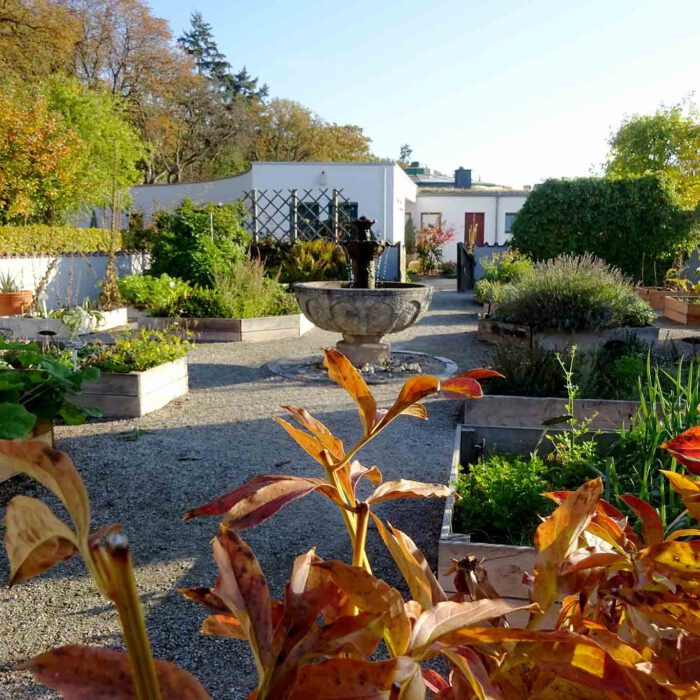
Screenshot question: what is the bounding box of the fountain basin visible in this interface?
[294,281,433,366]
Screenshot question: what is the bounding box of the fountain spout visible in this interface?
[344,216,388,289]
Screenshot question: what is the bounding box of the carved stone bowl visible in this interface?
[294,281,433,366]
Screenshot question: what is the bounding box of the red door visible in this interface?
[465,212,485,246]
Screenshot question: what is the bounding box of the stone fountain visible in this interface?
[294,217,433,366]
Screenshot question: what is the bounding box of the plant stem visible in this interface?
[352,502,370,571]
[103,532,162,700]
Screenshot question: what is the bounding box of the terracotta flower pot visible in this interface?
[0,290,33,316]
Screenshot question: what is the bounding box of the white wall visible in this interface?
[130,171,253,220]
[0,253,148,309]
[413,192,528,261]
[125,162,416,244]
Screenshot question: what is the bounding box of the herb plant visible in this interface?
[79,329,191,373]
[454,452,553,545]
[495,253,656,331]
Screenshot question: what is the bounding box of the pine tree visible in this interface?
[177,12,230,83]
[177,12,267,101]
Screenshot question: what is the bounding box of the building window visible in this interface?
[298,201,321,237]
[328,201,358,225]
[420,212,441,229]
[505,212,517,234]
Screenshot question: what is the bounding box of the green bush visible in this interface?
[474,279,507,305]
[149,199,250,287]
[118,274,190,311]
[480,249,532,283]
[131,260,299,319]
[494,254,656,331]
[0,225,123,254]
[453,453,554,545]
[510,174,698,283]
[279,240,348,283]
[79,328,191,373]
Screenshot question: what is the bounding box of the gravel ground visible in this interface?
[0,280,488,699]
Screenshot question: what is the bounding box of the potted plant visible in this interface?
[0,272,33,316]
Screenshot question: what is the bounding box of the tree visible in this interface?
[253,99,372,163]
[509,175,697,283]
[44,76,144,210]
[178,11,267,102]
[0,0,80,80]
[0,77,143,224]
[0,83,83,224]
[606,99,700,209]
[399,143,413,162]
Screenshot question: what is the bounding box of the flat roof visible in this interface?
[417,188,530,197]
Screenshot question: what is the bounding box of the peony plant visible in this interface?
[3,349,700,698]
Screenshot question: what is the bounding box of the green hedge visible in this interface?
[0,226,124,255]
[510,175,698,284]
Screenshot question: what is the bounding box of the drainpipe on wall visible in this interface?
[495,194,501,246]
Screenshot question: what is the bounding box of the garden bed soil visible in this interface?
[438,424,617,600]
[476,319,660,350]
[465,394,639,430]
[663,296,700,326]
[139,314,314,343]
[75,356,188,418]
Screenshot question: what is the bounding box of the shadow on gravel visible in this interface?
[0,400,458,698]
[187,362,266,390]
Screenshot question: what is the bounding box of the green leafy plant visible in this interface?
[0,339,100,438]
[0,271,20,292]
[439,260,457,278]
[278,239,348,283]
[481,249,533,283]
[6,353,700,698]
[79,329,191,374]
[117,274,191,312]
[149,199,250,287]
[454,452,553,545]
[495,253,656,331]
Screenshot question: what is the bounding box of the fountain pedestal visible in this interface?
[294,281,433,366]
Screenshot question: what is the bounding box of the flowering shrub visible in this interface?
[415,222,454,275]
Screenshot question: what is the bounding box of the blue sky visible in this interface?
[149,0,700,187]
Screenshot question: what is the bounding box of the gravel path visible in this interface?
[0,280,489,699]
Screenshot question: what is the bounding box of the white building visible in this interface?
[129,162,416,246]
[405,164,530,262]
[125,161,529,266]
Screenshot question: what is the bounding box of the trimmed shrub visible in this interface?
[510,174,697,284]
[494,253,656,331]
[0,226,123,255]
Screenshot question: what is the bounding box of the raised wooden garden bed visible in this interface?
[0,307,128,340]
[476,319,660,350]
[464,394,639,430]
[139,314,314,343]
[663,296,700,325]
[636,286,672,310]
[438,424,616,599]
[75,357,188,418]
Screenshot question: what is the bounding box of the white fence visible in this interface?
[0,253,149,309]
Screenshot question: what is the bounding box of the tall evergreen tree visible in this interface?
[177,12,267,101]
[177,11,229,82]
